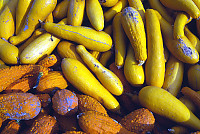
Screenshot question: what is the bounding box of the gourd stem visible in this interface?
[33,72,43,89]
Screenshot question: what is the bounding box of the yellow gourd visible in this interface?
[121,6,147,66]
[67,0,85,26]
[104,0,128,22]
[99,50,113,66]
[159,0,200,19]
[187,64,200,90]
[86,0,104,31]
[128,0,145,22]
[76,45,123,96]
[184,26,200,53]
[155,10,199,64]
[173,12,191,39]
[61,58,120,112]
[42,22,112,52]
[19,18,67,64]
[124,45,145,87]
[9,0,57,45]
[0,39,19,65]
[148,0,174,24]
[0,0,18,40]
[139,86,200,130]
[99,0,118,7]
[0,0,10,13]
[145,9,165,87]
[15,0,34,35]
[53,0,70,20]
[162,55,184,96]
[112,12,127,68]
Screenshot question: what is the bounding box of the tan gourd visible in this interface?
[76,45,123,96]
[67,0,85,26]
[121,6,147,66]
[9,0,57,45]
[124,45,145,87]
[139,86,200,130]
[145,9,165,87]
[187,64,200,90]
[61,58,120,112]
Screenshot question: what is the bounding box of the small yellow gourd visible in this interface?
[139,86,200,130]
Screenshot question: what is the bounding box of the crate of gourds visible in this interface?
[0,0,200,133]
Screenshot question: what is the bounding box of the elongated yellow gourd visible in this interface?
[173,12,191,39]
[104,0,128,22]
[121,6,147,66]
[15,0,34,35]
[19,18,67,64]
[67,0,85,26]
[155,10,199,64]
[185,27,200,53]
[128,0,145,22]
[9,0,57,45]
[0,39,19,65]
[124,45,145,87]
[145,9,165,87]
[112,12,127,68]
[0,0,10,13]
[188,64,200,90]
[42,22,112,52]
[139,86,200,130]
[99,0,118,7]
[61,58,120,112]
[76,45,123,96]
[89,50,101,60]
[159,0,200,19]
[99,50,113,66]
[0,0,18,40]
[148,0,174,24]
[162,55,184,97]
[53,0,70,20]
[86,0,104,31]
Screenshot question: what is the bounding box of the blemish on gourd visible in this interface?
[177,38,193,57]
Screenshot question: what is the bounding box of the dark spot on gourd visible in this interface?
[178,38,192,57]
[50,35,53,41]
[99,0,106,3]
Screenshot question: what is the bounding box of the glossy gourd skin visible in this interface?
[76,45,123,96]
[145,9,165,87]
[67,0,85,26]
[139,86,200,130]
[86,0,104,31]
[42,22,113,52]
[124,45,145,87]
[61,58,120,112]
